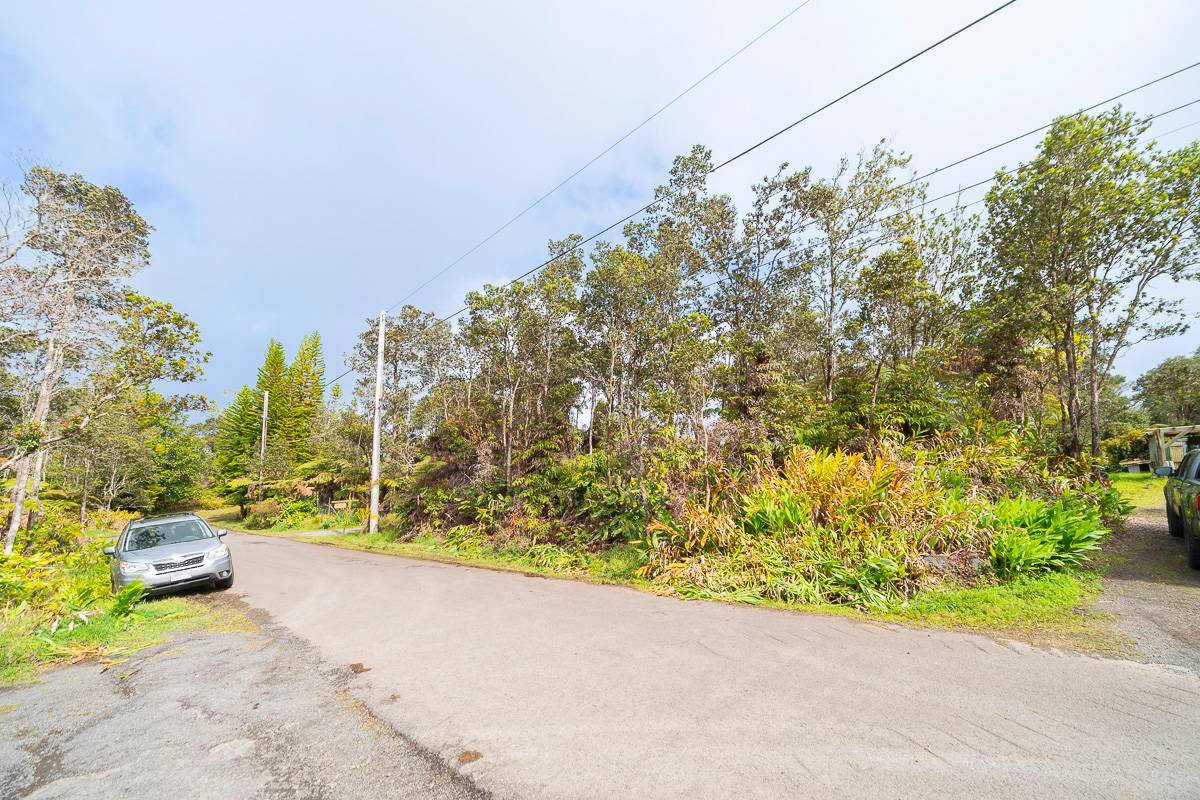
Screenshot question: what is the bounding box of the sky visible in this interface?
[1,0,1198,408]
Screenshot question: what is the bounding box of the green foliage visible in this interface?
[109,581,145,619]
[1134,348,1200,426]
[985,495,1109,579]
[243,497,320,530]
[213,333,328,502]
[639,440,1122,609]
[0,511,155,677]
[642,446,972,608]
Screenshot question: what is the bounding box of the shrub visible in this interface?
[986,495,1108,578]
[640,440,1122,609]
[1,513,144,629]
[641,446,978,608]
[244,497,318,529]
[109,581,146,619]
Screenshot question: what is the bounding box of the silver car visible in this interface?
[105,513,234,595]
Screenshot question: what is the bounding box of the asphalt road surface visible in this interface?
[1,601,482,800]
[222,532,1200,799]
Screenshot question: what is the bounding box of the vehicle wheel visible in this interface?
[215,574,234,590]
[1187,527,1200,570]
[1168,506,1185,538]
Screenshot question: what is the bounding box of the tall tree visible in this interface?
[799,143,916,404]
[284,332,325,463]
[984,110,1200,457]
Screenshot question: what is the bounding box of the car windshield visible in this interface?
[124,519,214,552]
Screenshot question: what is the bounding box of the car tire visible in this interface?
[215,574,234,590]
[1186,526,1200,571]
[1168,505,1185,538]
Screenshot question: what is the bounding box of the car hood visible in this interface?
[123,538,221,561]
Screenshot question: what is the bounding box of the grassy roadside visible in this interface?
[0,595,249,686]
[2,519,253,687]
[201,506,359,536]
[294,530,1123,652]
[297,531,649,587]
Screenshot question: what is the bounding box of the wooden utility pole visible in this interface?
[258,389,269,500]
[369,310,385,533]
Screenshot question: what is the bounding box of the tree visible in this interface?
[1135,349,1200,425]
[349,308,454,485]
[283,332,325,463]
[854,205,977,429]
[798,143,917,404]
[256,339,290,445]
[983,110,1199,458]
[1,167,151,550]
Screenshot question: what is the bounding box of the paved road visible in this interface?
[1,600,480,800]
[228,532,1200,799]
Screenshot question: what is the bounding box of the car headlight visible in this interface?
[118,560,149,574]
[206,544,230,561]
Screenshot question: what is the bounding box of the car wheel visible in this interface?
[215,574,234,590]
[1187,526,1200,570]
[1169,505,1185,538]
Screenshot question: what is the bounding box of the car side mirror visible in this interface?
[216,529,227,537]
[1154,466,1174,477]
[103,546,115,556]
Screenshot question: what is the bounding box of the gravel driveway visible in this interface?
[1099,506,1200,674]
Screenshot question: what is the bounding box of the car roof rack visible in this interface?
[131,512,198,524]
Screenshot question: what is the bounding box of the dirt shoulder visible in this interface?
[1097,505,1200,675]
[0,596,486,800]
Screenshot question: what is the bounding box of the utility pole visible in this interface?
[258,389,269,500]
[369,310,385,534]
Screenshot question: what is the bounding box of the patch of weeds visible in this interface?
[884,572,1127,653]
[1,596,251,687]
[300,532,649,587]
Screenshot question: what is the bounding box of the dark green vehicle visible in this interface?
[1157,451,1200,569]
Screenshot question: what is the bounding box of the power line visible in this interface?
[696,109,1200,295]
[325,83,1197,393]
[325,0,1022,390]
[384,0,819,314]
[902,61,1200,189]
[430,0,1021,321]
[877,96,1200,231]
[839,101,1200,254]
[1154,118,1200,139]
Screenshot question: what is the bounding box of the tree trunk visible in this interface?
[5,332,64,553]
[1053,313,1083,460]
[3,455,31,553]
[1088,366,1102,460]
[79,458,90,525]
[868,358,884,430]
[28,448,47,515]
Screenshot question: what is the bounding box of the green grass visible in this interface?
[0,595,249,686]
[883,572,1125,652]
[1108,472,1165,510]
[200,506,359,535]
[298,531,648,586]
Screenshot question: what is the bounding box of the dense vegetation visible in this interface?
[207,108,1196,611]
[2,107,1198,653]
